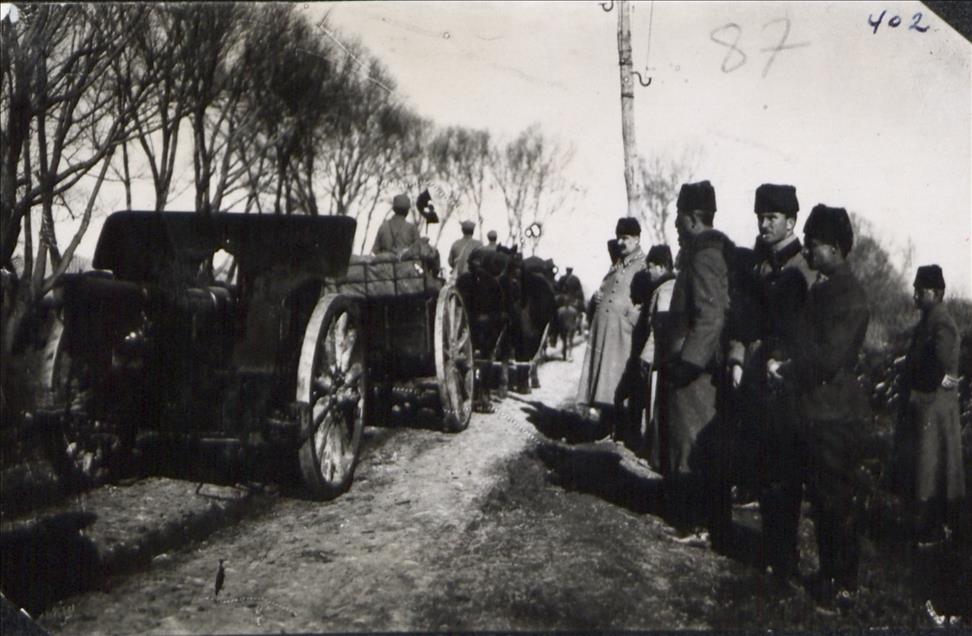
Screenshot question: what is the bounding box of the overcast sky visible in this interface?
[50,1,969,297]
[313,0,971,297]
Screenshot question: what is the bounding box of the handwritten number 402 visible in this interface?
[869,10,930,34]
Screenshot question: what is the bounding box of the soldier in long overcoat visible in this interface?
[769,204,870,609]
[726,184,815,578]
[895,264,966,544]
[576,218,646,429]
[661,181,733,547]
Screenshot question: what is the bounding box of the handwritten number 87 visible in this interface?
[710,19,810,78]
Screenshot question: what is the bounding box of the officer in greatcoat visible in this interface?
[576,218,646,433]
[895,264,966,545]
[726,184,815,578]
[768,204,870,610]
[662,181,734,548]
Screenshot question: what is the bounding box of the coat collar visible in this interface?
[619,246,645,268]
[755,235,802,270]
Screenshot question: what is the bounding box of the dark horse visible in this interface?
[457,247,557,409]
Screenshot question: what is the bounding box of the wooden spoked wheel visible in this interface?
[434,284,474,432]
[297,294,366,500]
[38,315,120,492]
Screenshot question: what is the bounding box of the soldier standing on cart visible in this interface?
[372,194,420,255]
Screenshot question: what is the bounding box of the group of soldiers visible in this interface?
[577,180,966,611]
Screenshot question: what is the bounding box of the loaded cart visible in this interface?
[35,211,473,501]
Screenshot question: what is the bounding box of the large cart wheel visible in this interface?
[38,315,122,492]
[297,294,366,500]
[434,284,474,432]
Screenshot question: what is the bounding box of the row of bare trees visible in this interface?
[0,3,577,356]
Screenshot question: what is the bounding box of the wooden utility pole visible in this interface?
[616,0,641,219]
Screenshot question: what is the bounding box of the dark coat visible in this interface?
[781,263,870,422]
[897,302,965,503]
[663,230,732,476]
[728,236,815,370]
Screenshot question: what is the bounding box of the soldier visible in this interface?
[663,181,734,549]
[448,220,482,277]
[484,230,499,251]
[372,194,421,255]
[726,184,814,579]
[576,218,646,434]
[896,265,965,546]
[768,204,870,610]
[639,244,677,473]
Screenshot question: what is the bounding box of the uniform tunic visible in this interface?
[726,235,814,568]
[898,302,965,507]
[372,214,420,255]
[448,236,483,277]
[576,247,646,406]
[779,262,870,587]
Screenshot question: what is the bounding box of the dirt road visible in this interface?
[36,350,969,633]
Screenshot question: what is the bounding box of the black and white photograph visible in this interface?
[1,1,970,633]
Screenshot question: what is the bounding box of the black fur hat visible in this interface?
[615,217,641,237]
[754,184,799,217]
[676,180,717,215]
[803,204,853,256]
[914,265,946,290]
[646,244,673,269]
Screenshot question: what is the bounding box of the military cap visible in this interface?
[914,264,946,290]
[487,230,497,241]
[460,220,475,233]
[754,184,799,217]
[615,216,641,236]
[646,244,674,269]
[392,194,410,213]
[803,204,853,256]
[676,180,717,214]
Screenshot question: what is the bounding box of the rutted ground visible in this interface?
[35,348,971,633]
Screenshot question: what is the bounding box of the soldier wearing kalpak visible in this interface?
[663,181,734,549]
[896,264,966,546]
[726,184,814,579]
[768,204,870,610]
[576,217,646,432]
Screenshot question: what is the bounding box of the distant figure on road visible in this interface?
[576,217,646,436]
[894,264,966,546]
[449,221,483,278]
[372,194,421,256]
[484,230,499,251]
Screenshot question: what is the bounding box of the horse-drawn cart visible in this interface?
[36,211,473,501]
[456,248,556,406]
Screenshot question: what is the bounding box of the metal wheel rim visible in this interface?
[310,309,363,482]
[437,287,473,426]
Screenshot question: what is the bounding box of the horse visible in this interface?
[553,293,581,361]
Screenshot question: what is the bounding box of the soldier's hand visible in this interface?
[730,363,743,389]
[942,374,959,390]
[766,358,785,387]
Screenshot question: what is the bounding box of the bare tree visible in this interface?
[431,126,490,245]
[488,124,576,251]
[1,4,155,354]
[636,150,698,246]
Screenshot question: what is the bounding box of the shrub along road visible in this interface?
[32,349,971,633]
